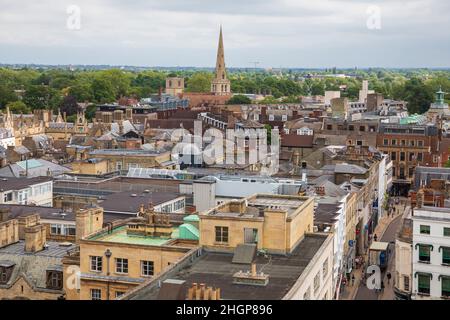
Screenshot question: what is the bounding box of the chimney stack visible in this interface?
[187,283,221,300]
[24,224,46,253]
[416,189,424,209]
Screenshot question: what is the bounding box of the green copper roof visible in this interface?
[178,223,200,241]
[183,214,200,222]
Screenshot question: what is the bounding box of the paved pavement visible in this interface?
[340,198,408,300]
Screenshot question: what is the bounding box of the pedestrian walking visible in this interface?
[380,281,385,293]
[373,234,378,242]
[387,272,392,285]
[351,274,355,286]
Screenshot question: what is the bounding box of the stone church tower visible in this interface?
[211,26,231,96]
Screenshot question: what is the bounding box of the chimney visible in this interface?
[76,207,104,242]
[251,263,257,276]
[24,224,46,253]
[18,214,40,240]
[187,283,221,300]
[416,189,424,209]
[0,219,19,248]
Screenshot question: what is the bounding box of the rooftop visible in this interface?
[98,191,184,214]
[89,149,167,156]
[0,240,75,258]
[0,176,52,192]
[127,233,329,300]
[88,225,179,246]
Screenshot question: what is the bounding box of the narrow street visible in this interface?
[354,213,403,300]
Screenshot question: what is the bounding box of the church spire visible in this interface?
[211,26,231,96]
[215,25,227,81]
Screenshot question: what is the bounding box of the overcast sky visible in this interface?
[0,0,449,68]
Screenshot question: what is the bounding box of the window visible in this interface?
[420,225,430,235]
[418,140,423,147]
[322,259,328,279]
[391,139,397,146]
[418,245,431,263]
[401,140,406,146]
[115,258,128,274]
[349,125,354,131]
[0,266,14,284]
[442,277,450,297]
[90,256,102,272]
[215,226,229,243]
[91,288,102,300]
[46,271,63,290]
[314,272,320,293]
[326,125,332,130]
[400,152,405,161]
[141,261,154,277]
[383,139,388,146]
[356,140,363,146]
[359,126,365,132]
[3,192,12,203]
[408,167,414,178]
[444,228,450,237]
[115,291,125,299]
[409,152,415,161]
[404,276,410,291]
[391,152,396,161]
[442,247,450,265]
[51,224,76,236]
[116,161,123,171]
[417,153,423,162]
[417,274,431,295]
[410,140,415,147]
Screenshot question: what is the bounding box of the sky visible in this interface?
[0,0,449,68]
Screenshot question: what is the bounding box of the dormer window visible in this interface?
[0,261,15,284]
[46,269,63,290]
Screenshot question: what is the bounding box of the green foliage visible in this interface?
[91,78,115,103]
[186,72,213,92]
[0,67,449,116]
[227,94,252,105]
[259,96,279,104]
[5,101,30,114]
[445,159,450,168]
[398,78,434,114]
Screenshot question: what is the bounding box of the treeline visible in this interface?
[0,68,449,118]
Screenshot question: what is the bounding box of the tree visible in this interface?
[0,85,17,108]
[400,78,434,114]
[227,95,252,105]
[23,85,61,110]
[259,96,278,104]
[60,95,79,116]
[6,101,31,114]
[91,78,115,103]
[69,83,93,102]
[186,72,213,92]
[84,104,97,120]
[445,159,450,168]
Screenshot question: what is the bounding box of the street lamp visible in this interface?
[105,249,112,300]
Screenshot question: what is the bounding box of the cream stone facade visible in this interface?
[199,194,314,254]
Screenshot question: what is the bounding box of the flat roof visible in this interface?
[99,191,183,214]
[128,233,329,300]
[88,225,179,246]
[0,176,52,192]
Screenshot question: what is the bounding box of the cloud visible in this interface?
[0,0,448,67]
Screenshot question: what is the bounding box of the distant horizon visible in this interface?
[1,63,450,71]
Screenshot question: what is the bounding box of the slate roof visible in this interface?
[0,241,75,291]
